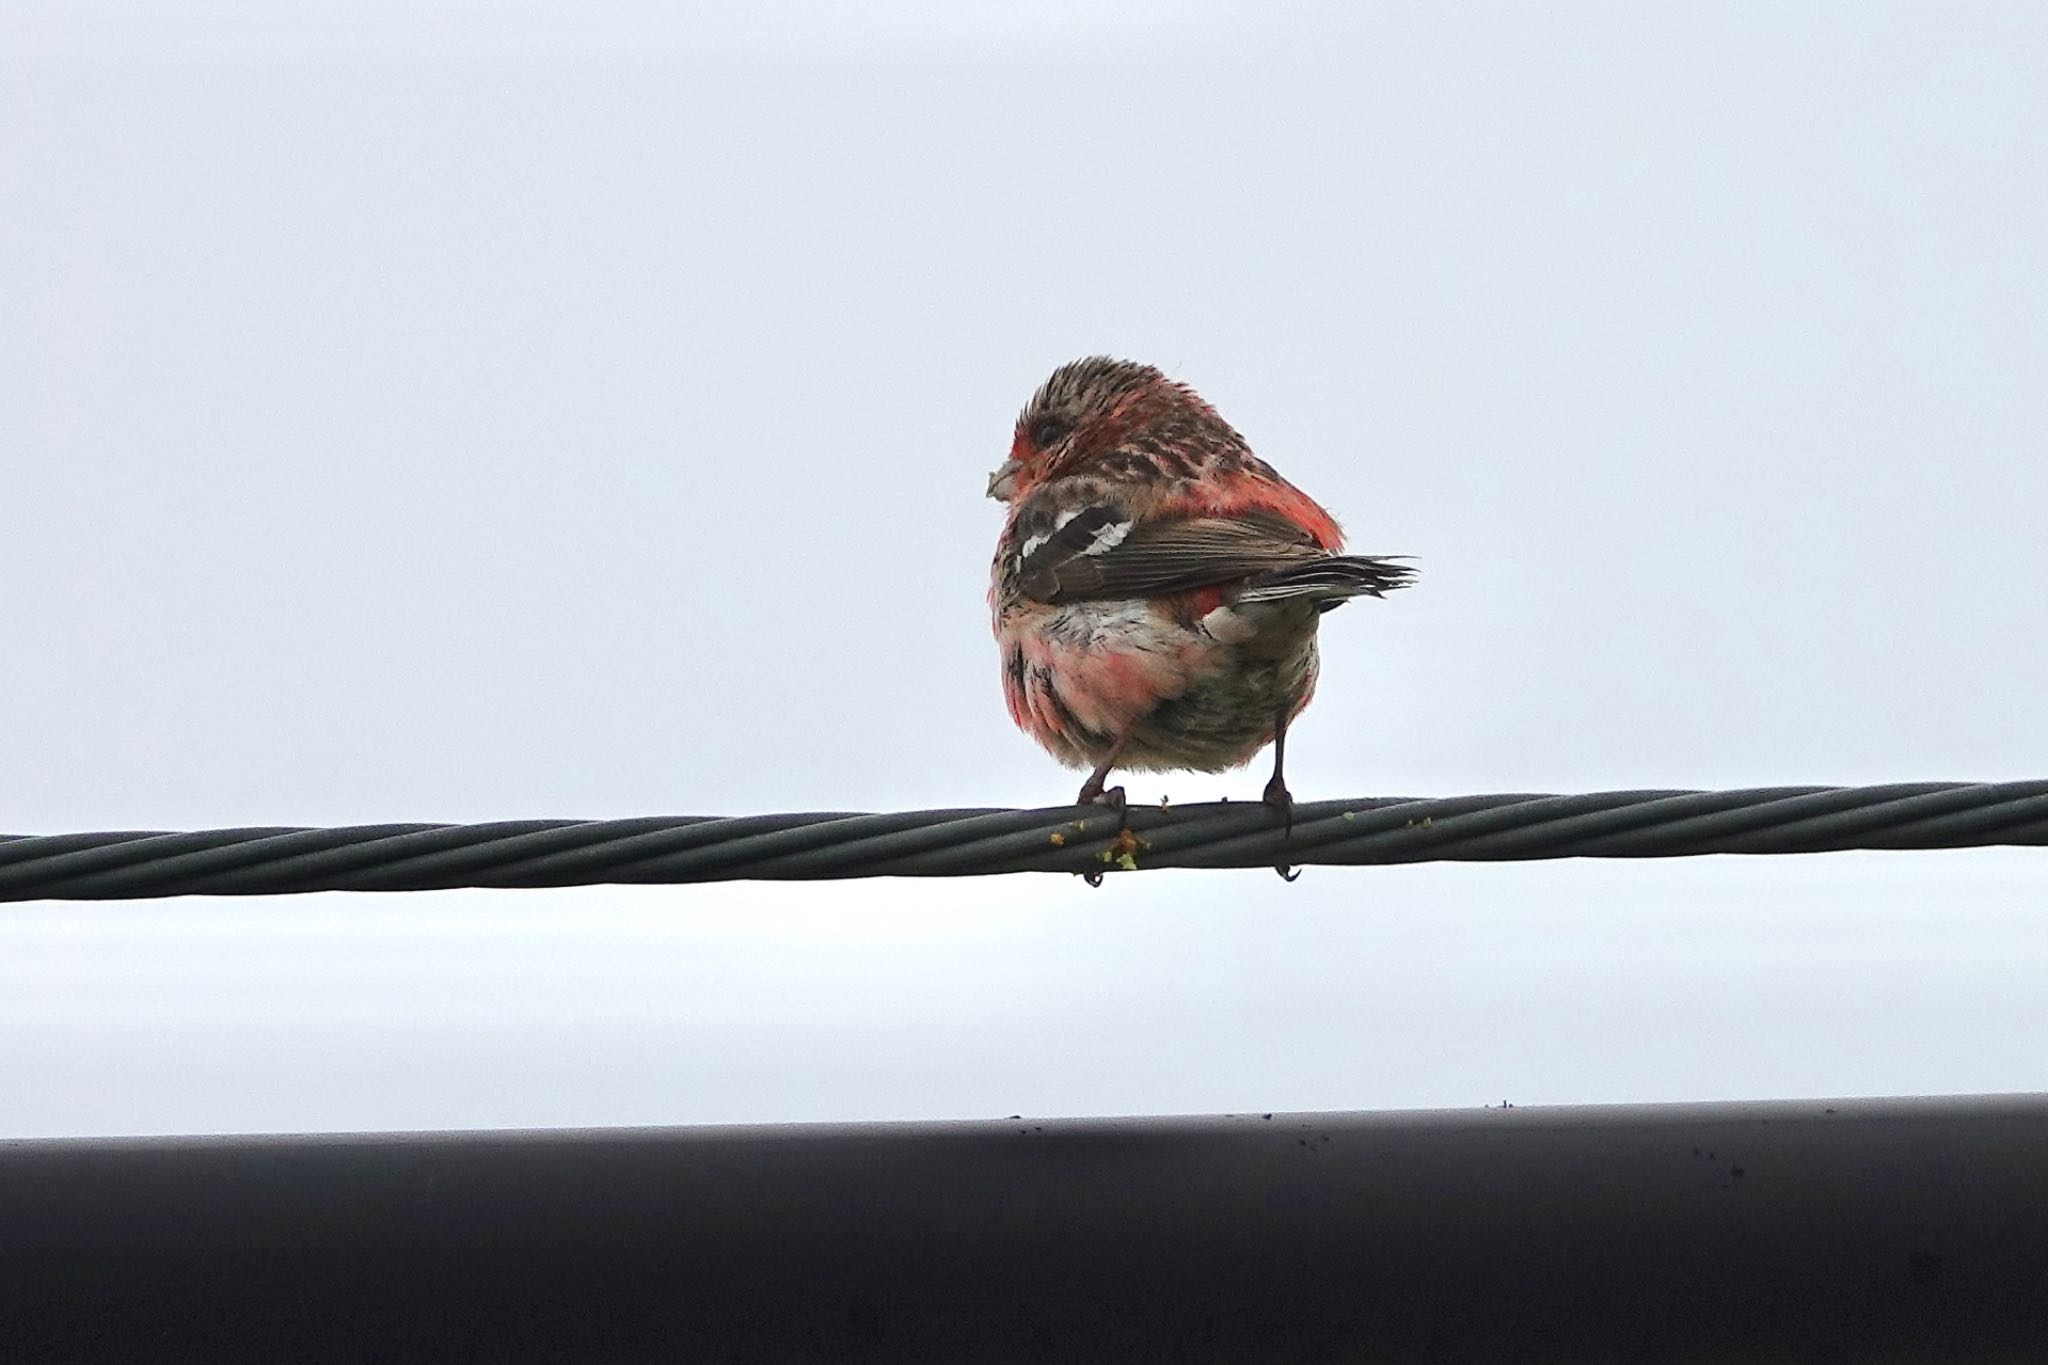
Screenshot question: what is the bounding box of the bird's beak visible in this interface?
[986,459,1021,502]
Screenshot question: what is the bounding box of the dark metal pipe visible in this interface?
[5,1095,2047,1361]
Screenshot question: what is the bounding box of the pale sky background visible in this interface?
[2,2,2044,1139]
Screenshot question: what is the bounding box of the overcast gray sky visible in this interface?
[3,1,2045,1139]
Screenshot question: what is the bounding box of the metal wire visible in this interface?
[2,780,2045,901]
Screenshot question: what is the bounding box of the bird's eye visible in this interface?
[1030,418,1069,448]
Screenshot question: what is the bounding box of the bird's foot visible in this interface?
[1262,775,1292,821]
[1079,783,1127,814]
[1263,775,1300,881]
[1076,782,1128,888]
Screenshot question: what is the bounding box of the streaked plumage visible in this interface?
[987,357,1413,812]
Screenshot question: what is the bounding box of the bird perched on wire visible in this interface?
[988,356,1413,820]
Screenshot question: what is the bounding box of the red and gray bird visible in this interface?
[987,357,1414,815]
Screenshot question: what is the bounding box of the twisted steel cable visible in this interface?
[3,780,2046,902]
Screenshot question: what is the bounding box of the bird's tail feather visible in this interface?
[1235,555,1416,605]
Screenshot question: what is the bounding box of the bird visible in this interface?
[987,356,1414,821]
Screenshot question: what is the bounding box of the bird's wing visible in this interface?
[1015,510,1328,604]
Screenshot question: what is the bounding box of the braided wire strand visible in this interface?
[2,780,2046,901]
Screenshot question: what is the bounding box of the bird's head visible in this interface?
[986,356,1223,503]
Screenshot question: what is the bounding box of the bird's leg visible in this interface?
[1264,707,1302,881]
[1262,706,1294,821]
[1075,726,1136,813]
